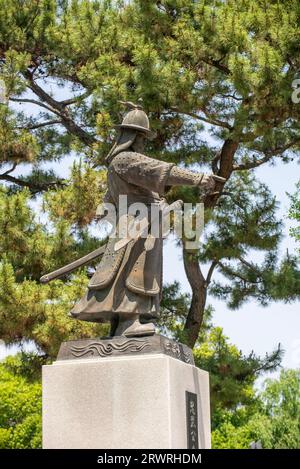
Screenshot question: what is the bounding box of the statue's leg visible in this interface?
[114,313,155,337]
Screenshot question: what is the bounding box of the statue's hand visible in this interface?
[199,174,216,193]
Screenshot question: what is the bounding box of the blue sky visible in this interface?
[164,159,300,373]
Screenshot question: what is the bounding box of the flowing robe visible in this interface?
[70,151,174,323]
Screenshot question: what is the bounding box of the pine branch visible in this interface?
[198,56,231,75]
[206,260,218,286]
[218,93,243,101]
[22,70,98,147]
[0,163,17,175]
[233,154,273,171]
[252,344,283,374]
[217,260,261,284]
[60,91,91,106]
[9,97,59,116]
[233,139,300,171]
[17,120,62,130]
[237,256,263,277]
[0,172,66,193]
[169,106,232,130]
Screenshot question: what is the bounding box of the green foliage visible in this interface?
[0,183,107,359]
[0,106,38,164]
[0,354,42,449]
[1,0,300,166]
[212,411,273,449]
[203,171,293,307]
[159,287,282,418]
[212,369,300,449]
[0,0,298,320]
[289,180,300,250]
[158,281,192,334]
[44,161,107,227]
[197,171,299,307]
[4,352,47,382]
[0,0,299,447]
[194,326,282,418]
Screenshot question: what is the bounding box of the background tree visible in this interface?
[0,9,300,447]
[1,0,299,354]
[289,180,300,251]
[1,353,297,449]
[0,169,109,358]
[160,289,283,418]
[0,353,42,449]
[212,369,300,449]
[2,0,300,449]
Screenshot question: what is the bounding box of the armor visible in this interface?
[167,166,204,186]
[70,149,210,327]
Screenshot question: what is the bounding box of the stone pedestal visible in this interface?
[42,335,211,449]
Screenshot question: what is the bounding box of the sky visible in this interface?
[164,159,300,374]
[0,84,299,379]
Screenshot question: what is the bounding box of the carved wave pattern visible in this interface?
[69,338,151,358]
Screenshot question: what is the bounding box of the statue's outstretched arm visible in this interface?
[166,166,216,192]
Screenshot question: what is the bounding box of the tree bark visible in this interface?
[182,138,239,348]
[23,70,97,148]
[182,247,208,348]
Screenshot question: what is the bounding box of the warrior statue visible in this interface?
[41,104,221,338]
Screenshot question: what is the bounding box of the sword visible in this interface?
[40,178,225,283]
[40,243,107,284]
[114,199,183,252]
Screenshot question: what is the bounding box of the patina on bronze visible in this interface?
[40,103,219,338]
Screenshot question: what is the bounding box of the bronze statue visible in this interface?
[41,104,221,338]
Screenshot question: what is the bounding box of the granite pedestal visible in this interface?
[42,335,211,449]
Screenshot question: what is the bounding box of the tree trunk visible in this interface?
[182,138,239,348]
[182,246,208,348]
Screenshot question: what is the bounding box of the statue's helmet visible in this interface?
[116,107,156,139]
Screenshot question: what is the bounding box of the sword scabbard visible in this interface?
[40,244,107,283]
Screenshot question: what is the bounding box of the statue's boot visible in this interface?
[114,313,155,337]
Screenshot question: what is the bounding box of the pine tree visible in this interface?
[0,1,299,353]
[212,369,300,449]
[289,180,300,250]
[0,354,42,449]
[2,1,300,447]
